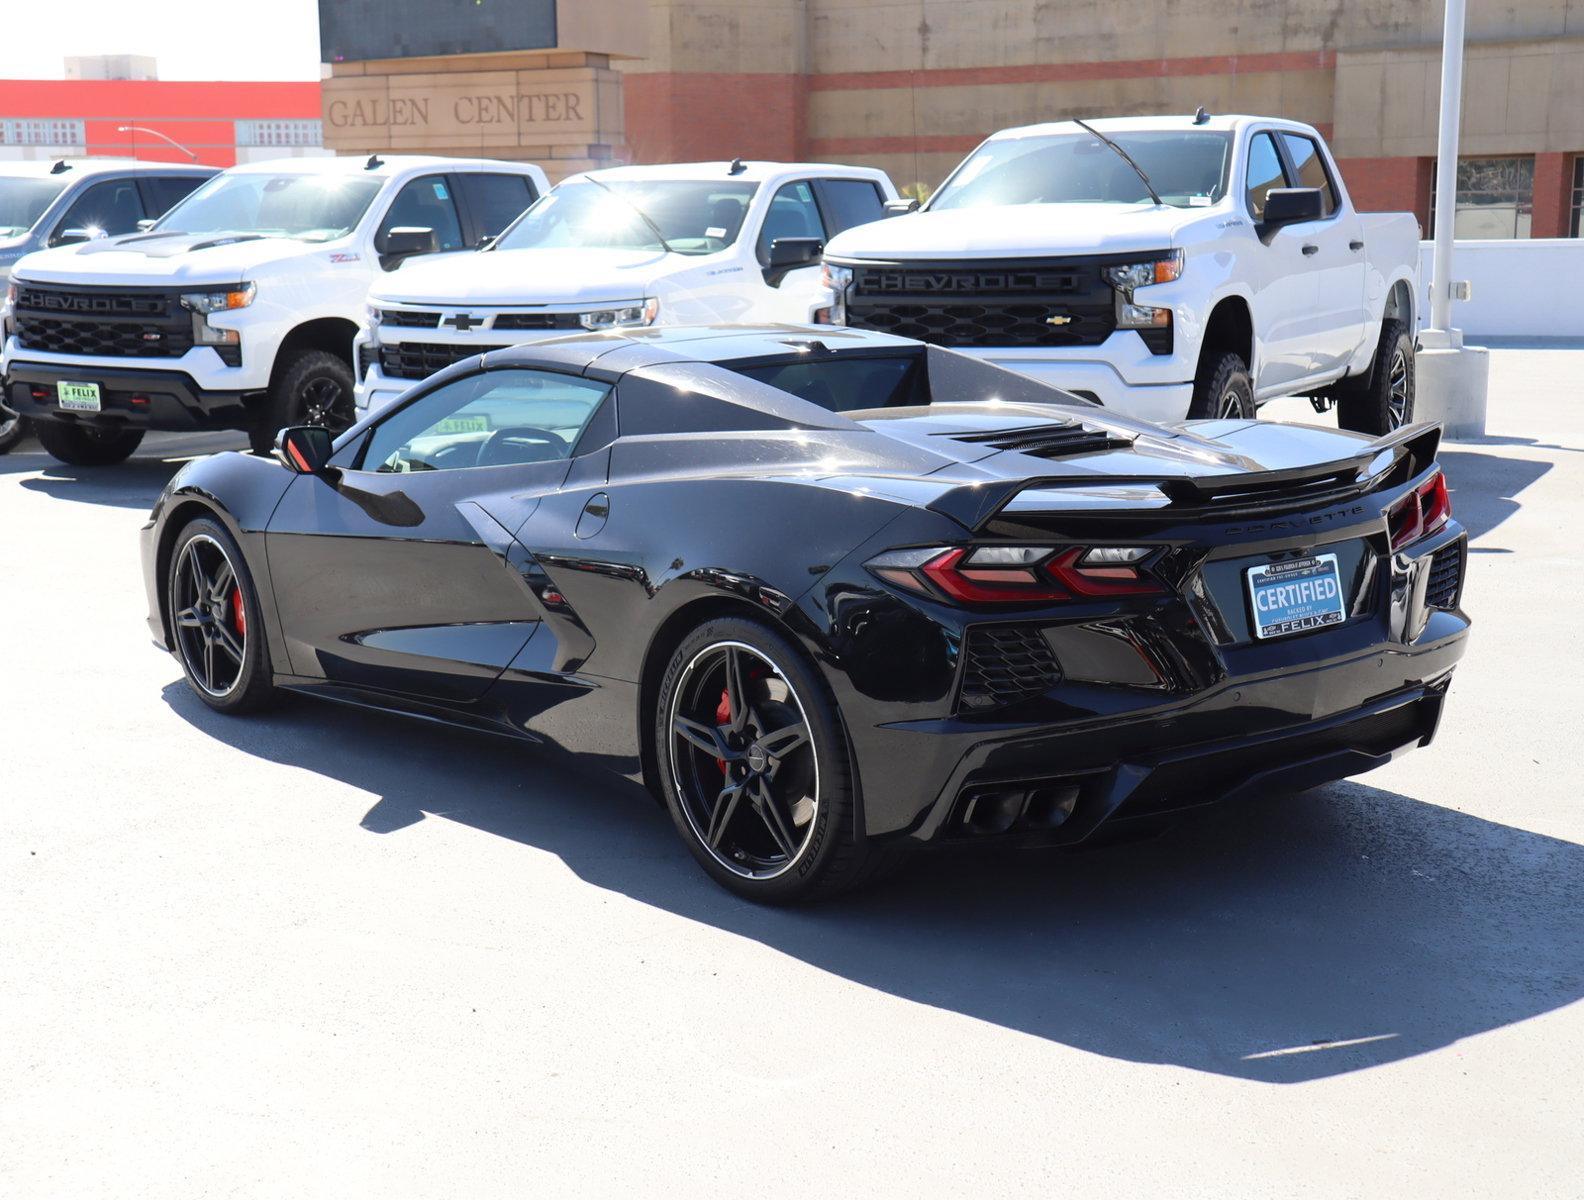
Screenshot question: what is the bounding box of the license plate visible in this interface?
[57,381,102,412]
[1246,553,1347,639]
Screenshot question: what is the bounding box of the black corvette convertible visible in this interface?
[141,325,1469,902]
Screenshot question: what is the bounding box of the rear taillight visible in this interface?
[868,545,1162,605]
[1388,471,1452,551]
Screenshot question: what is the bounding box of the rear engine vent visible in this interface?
[959,625,1063,712]
[949,422,1132,459]
[1425,540,1464,609]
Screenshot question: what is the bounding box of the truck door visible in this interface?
[1243,131,1321,396]
[1278,132,1368,379]
[749,180,830,321]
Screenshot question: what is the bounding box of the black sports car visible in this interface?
[141,325,1470,902]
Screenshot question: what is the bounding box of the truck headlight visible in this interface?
[181,283,253,348]
[816,262,853,325]
[578,297,659,331]
[1103,252,1181,330]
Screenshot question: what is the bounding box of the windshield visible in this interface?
[0,177,70,237]
[154,172,383,240]
[930,130,1234,210]
[494,179,758,256]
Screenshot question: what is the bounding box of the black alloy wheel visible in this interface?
[300,374,355,430]
[166,518,276,713]
[668,639,820,879]
[1337,318,1415,435]
[1188,350,1255,420]
[1386,343,1412,429]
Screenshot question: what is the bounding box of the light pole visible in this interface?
[1417,0,1489,439]
[115,125,199,161]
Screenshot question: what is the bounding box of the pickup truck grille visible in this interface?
[378,341,508,381]
[12,283,194,359]
[844,257,1118,349]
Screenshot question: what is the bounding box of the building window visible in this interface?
[1,118,86,146]
[235,119,323,148]
[1572,157,1583,238]
[1430,156,1534,239]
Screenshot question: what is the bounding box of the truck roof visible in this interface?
[989,113,1323,141]
[218,154,546,180]
[0,157,214,179]
[570,160,893,186]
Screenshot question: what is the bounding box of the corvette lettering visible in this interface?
[1225,504,1367,536]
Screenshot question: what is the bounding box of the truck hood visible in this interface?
[373,246,671,307]
[825,203,1202,261]
[11,231,340,286]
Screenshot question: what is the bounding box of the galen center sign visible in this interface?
[317,0,638,180]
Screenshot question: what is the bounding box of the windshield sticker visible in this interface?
[706,226,727,238]
[433,182,449,200]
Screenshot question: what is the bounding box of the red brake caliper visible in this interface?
[713,689,732,774]
[231,586,247,638]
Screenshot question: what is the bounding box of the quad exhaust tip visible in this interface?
[957,781,1082,837]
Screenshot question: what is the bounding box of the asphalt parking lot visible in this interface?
[2,350,1580,1198]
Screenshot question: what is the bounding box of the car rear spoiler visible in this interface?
[927,421,1444,532]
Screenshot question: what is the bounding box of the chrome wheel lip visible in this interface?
[1387,347,1411,428]
[668,639,820,881]
[171,533,247,699]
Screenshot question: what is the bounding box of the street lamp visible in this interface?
[115,125,199,161]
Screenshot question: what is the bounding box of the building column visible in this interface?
[1531,152,1572,239]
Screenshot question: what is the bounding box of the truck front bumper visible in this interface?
[6,360,256,432]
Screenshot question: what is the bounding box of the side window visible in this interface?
[457,173,536,243]
[362,369,611,473]
[756,181,827,266]
[815,179,886,237]
[138,175,206,220]
[1245,132,1290,219]
[52,179,145,241]
[377,175,464,254]
[1279,133,1339,217]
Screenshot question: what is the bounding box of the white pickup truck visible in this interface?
[354,160,897,417]
[3,154,548,465]
[821,114,1421,434]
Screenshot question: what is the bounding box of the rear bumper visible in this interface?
[6,359,255,432]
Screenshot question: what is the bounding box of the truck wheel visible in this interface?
[0,413,29,455]
[1337,319,1414,435]
[249,349,356,456]
[34,420,144,466]
[1188,351,1254,420]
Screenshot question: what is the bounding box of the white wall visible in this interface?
[1416,239,1584,342]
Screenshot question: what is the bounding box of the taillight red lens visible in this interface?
[870,545,1162,605]
[1389,472,1451,551]
[921,547,1071,604]
[1419,472,1450,537]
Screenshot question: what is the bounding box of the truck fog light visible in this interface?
[1117,302,1170,328]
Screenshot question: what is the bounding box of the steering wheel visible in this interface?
[476,426,567,468]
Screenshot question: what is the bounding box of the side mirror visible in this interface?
[380,225,437,269]
[763,236,824,286]
[1258,187,1324,235]
[52,226,105,247]
[273,425,335,475]
[883,198,920,217]
[136,218,158,232]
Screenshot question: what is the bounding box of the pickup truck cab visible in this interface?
[355,160,897,417]
[821,114,1421,434]
[3,154,548,465]
[0,157,215,452]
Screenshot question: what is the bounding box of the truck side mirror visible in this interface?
[1258,187,1324,239]
[380,226,438,269]
[51,226,105,247]
[273,425,335,475]
[883,198,920,217]
[763,236,823,286]
[136,218,158,232]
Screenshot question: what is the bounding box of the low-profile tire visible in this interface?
[0,412,29,454]
[165,516,277,714]
[34,419,144,466]
[248,348,356,456]
[1337,318,1414,435]
[654,615,887,904]
[1188,350,1255,420]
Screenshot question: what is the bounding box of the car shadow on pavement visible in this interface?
[2,432,248,509]
[1437,449,1550,542]
[163,680,1584,1086]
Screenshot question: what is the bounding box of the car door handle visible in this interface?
[1349,239,1365,251]
[1302,243,1320,256]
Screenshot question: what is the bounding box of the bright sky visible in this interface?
[1,0,322,81]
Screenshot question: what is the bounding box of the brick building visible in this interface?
[319,0,1582,237]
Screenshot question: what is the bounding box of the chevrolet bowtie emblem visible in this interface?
[1045,313,1074,327]
[443,312,484,332]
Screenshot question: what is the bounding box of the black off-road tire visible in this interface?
[1337,318,1415,435]
[1188,351,1256,420]
[654,615,900,904]
[0,412,29,454]
[248,349,356,456]
[35,420,144,466]
[166,516,278,715]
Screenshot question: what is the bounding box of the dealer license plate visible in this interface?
[57,381,102,412]
[1246,553,1347,640]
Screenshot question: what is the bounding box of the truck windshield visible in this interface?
[930,130,1234,210]
[494,179,758,256]
[0,177,70,237]
[154,173,383,240]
